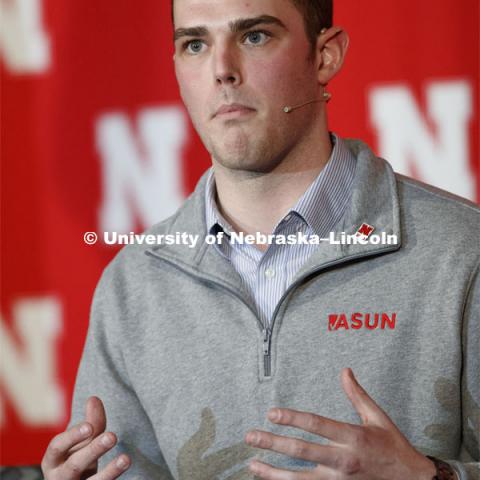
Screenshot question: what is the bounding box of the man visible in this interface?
[41,0,479,479]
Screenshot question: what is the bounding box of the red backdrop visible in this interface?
[1,0,478,466]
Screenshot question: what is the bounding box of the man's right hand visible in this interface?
[41,396,131,479]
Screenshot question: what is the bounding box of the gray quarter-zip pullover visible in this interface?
[69,138,480,480]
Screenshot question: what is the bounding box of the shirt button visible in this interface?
[264,268,276,278]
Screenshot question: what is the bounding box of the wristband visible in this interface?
[426,455,458,480]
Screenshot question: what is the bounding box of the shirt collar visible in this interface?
[205,168,234,235]
[205,132,356,237]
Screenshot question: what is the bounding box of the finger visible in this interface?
[70,396,108,453]
[248,459,320,480]
[90,454,131,480]
[266,407,357,443]
[245,430,340,468]
[42,422,93,470]
[86,396,107,435]
[60,432,118,478]
[341,368,393,428]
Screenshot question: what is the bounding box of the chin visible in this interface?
[214,153,255,171]
[206,127,285,173]
[210,136,251,167]
[215,151,283,174]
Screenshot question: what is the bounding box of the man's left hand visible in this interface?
[244,368,436,480]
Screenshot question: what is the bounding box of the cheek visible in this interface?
[175,64,206,110]
[248,55,311,102]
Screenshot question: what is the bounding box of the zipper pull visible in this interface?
[263,327,273,377]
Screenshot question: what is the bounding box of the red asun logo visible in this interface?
[328,312,397,331]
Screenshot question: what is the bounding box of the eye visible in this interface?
[244,30,270,46]
[184,39,205,54]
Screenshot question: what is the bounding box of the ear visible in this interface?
[315,26,350,85]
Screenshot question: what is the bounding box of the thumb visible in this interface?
[85,395,107,437]
[341,368,393,428]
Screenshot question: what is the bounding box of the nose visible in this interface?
[212,44,242,87]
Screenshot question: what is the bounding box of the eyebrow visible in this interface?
[173,15,287,42]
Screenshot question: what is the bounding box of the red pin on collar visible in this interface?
[355,223,375,240]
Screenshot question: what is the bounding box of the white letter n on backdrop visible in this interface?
[96,107,187,234]
[0,0,51,74]
[369,81,474,200]
[0,297,64,426]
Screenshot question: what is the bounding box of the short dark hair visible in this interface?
[291,0,333,49]
[171,0,333,50]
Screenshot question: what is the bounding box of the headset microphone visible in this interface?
[283,91,332,113]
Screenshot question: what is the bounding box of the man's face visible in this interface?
[173,0,321,173]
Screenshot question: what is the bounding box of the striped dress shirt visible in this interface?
[205,133,356,327]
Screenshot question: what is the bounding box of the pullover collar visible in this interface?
[146,139,401,292]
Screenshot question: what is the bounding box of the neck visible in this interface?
[212,125,333,240]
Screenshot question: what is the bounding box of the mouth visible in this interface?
[213,103,256,119]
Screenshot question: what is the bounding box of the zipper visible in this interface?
[147,244,399,378]
[262,327,272,377]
